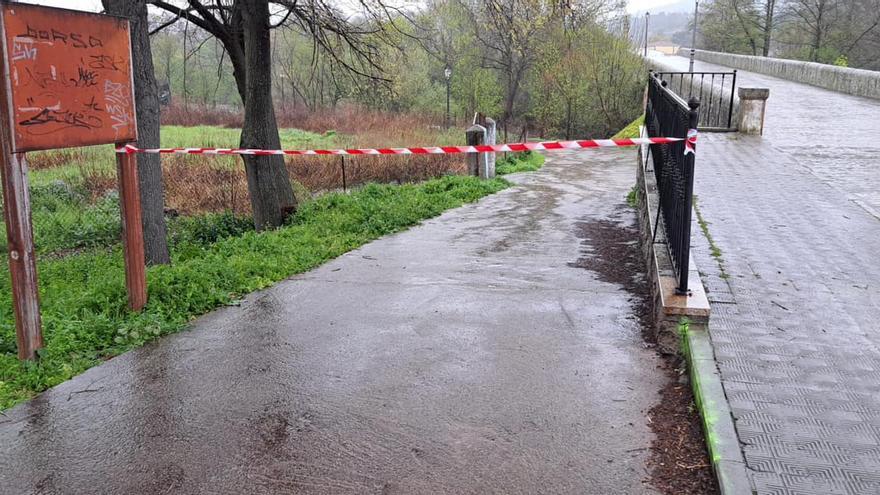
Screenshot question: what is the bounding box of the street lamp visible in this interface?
[644,12,650,57]
[444,66,452,129]
[689,1,699,72]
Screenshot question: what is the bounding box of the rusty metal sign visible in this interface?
[0,3,137,152]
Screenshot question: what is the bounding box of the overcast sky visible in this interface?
[16,0,685,15]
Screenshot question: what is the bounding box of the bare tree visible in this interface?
[463,0,548,140]
[761,0,777,55]
[103,0,171,264]
[149,1,293,228]
[783,0,841,61]
[149,0,398,228]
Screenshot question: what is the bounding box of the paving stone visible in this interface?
[688,123,880,493]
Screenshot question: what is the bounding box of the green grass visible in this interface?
[612,114,645,140]
[496,151,545,175]
[1,126,336,256]
[626,186,639,208]
[0,175,509,410]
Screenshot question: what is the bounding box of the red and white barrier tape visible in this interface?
[684,129,697,155]
[115,136,694,156]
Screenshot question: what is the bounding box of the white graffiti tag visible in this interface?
[11,39,37,61]
[104,79,132,132]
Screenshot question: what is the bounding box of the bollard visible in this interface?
[465,124,486,177]
[737,87,770,135]
[482,118,496,179]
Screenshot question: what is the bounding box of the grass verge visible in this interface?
[612,114,645,140]
[496,151,545,175]
[0,175,508,410]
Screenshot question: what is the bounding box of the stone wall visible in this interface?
[681,48,880,100]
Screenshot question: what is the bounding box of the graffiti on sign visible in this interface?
[0,3,137,152]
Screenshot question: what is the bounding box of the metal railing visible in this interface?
[652,70,735,131]
[645,73,700,294]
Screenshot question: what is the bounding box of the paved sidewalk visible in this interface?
[652,54,880,217]
[654,55,880,494]
[0,150,664,494]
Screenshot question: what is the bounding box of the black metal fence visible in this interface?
[645,73,700,294]
[652,70,735,131]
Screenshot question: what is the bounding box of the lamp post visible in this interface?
[644,12,650,57]
[689,1,699,72]
[444,67,452,129]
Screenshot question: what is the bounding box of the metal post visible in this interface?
[340,155,347,192]
[677,97,700,294]
[116,143,147,311]
[644,12,650,57]
[444,67,452,129]
[446,79,451,129]
[689,1,699,73]
[727,70,737,129]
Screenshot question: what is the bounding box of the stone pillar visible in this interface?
[466,124,486,177]
[737,87,770,135]
[482,117,496,179]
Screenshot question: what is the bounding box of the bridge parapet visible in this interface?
[681,48,880,100]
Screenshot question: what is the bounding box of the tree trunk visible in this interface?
[812,1,826,62]
[762,0,775,56]
[103,0,170,265]
[239,0,297,229]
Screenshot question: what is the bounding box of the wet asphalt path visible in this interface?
[0,150,663,494]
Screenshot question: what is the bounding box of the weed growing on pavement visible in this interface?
[626,186,639,208]
[692,196,730,280]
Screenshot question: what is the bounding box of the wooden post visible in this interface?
[0,151,43,360]
[0,24,42,359]
[116,143,147,311]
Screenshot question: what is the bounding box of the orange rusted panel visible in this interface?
[0,3,137,152]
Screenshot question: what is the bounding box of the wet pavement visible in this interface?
[653,54,880,217]
[0,150,664,494]
[655,54,880,494]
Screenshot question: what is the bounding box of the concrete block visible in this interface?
[465,124,486,177]
[737,87,769,135]
[482,118,496,179]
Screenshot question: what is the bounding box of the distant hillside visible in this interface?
[630,0,694,15]
[629,4,691,44]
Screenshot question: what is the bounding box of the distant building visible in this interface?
[650,42,679,55]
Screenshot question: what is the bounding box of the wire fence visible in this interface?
[0,149,468,261]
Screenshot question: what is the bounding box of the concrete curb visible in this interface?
[681,322,755,495]
[633,131,754,494]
